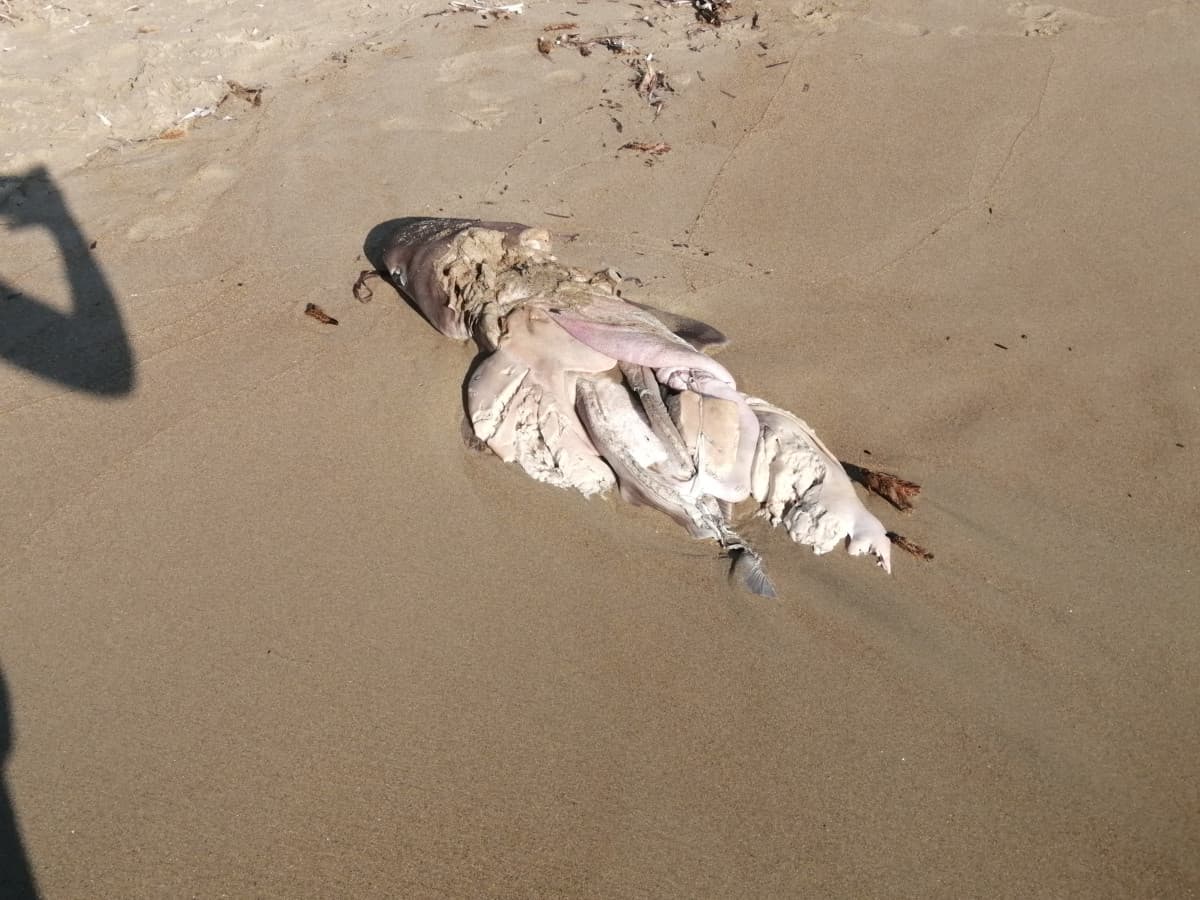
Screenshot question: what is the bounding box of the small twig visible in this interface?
[620,141,671,155]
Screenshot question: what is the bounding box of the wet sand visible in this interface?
[2,0,1198,896]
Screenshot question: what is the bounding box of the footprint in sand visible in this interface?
[380,98,510,134]
[436,45,527,84]
[1008,2,1110,36]
[125,162,240,242]
[791,0,866,34]
[393,47,580,133]
[381,62,519,133]
[795,2,935,38]
[543,68,585,87]
[1010,3,1066,36]
[860,16,931,37]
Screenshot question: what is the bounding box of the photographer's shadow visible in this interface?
[1,668,38,899]
[1,166,133,395]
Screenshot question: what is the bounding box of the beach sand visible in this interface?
[2,0,1198,895]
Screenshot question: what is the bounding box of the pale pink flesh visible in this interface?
[546,311,757,501]
[384,217,893,584]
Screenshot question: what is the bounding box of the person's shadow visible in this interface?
[0,667,39,899]
[1,166,134,395]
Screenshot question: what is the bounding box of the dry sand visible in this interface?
[2,0,1198,896]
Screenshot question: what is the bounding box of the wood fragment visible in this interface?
[305,303,339,325]
[842,463,921,511]
[543,21,579,30]
[887,532,933,561]
[620,141,671,155]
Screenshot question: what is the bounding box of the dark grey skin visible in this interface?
[362,217,534,341]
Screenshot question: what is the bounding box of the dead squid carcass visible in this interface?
[361,216,895,596]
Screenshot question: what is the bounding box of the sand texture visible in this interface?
[1,0,1198,896]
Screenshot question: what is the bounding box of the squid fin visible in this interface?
[729,547,778,598]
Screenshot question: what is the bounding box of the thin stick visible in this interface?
[304,303,339,325]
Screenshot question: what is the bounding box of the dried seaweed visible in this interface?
[843,462,921,511]
[352,269,382,302]
[887,532,934,561]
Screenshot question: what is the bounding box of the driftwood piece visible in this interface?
[887,532,933,561]
[843,462,921,511]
